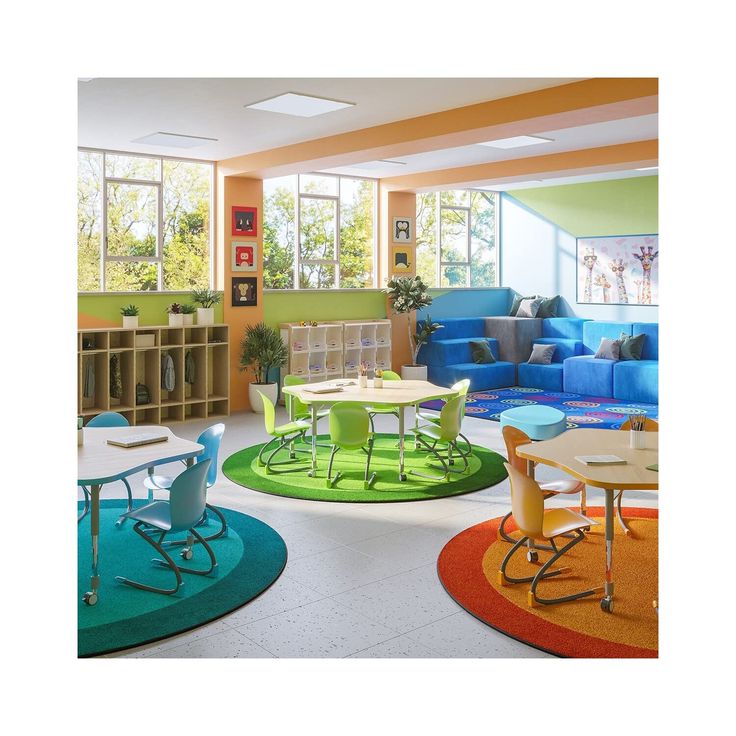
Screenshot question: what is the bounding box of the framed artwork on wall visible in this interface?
[392,216,413,243]
[232,206,258,237]
[576,234,659,306]
[231,277,258,307]
[391,246,413,274]
[232,242,258,272]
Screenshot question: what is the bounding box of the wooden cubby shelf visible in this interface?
[78,324,230,426]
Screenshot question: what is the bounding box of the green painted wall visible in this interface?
[78,293,224,326]
[507,176,658,236]
[263,290,387,327]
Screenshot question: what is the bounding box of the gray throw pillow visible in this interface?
[527,343,556,364]
[537,295,560,319]
[509,294,539,316]
[619,331,646,361]
[594,337,621,360]
[516,297,544,318]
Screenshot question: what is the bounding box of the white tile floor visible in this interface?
[95,406,657,659]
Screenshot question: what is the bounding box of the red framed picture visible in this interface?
[232,206,258,237]
[232,242,257,272]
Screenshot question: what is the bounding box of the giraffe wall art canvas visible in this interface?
[576,234,658,306]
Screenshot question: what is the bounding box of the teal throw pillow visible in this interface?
[537,295,560,319]
[619,332,646,361]
[470,340,496,364]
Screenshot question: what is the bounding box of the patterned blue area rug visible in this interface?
[421,387,658,430]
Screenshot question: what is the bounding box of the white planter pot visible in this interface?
[183,313,194,326]
[401,365,427,380]
[373,377,383,389]
[122,315,139,329]
[168,313,184,327]
[250,382,279,413]
[196,307,214,326]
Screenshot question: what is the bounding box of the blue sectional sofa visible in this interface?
[417,317,516,392]
[612,322,659,404]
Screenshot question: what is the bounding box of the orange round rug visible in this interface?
[437,506,658,658]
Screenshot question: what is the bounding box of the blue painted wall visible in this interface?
[416,287,511,321]
[500,194,659,323]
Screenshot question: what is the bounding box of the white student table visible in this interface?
[281,379,456,481]
[77,426,203,605]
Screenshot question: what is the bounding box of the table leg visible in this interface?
[83,483,102,606]
[308,404,318,477]
[525,461,537,558]
[602,488,615,613]
[398,405,407,481]
[413,403,420,449]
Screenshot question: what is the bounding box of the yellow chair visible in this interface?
[616,417,659,535]
[499,463,601,607]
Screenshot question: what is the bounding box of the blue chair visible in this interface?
[116,460,217,596]
[78,412,133,526]
[143,423,227,542]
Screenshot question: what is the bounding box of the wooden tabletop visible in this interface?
[282,379,456,407]
[516,429,659,490]
[78,426,204,486]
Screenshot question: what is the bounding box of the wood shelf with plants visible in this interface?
[78,325,230,426]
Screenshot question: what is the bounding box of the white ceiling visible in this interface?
[78,77,581,160]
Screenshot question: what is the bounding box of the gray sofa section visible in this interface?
[484,317,542,363]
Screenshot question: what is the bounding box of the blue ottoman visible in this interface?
[499,405,567,440]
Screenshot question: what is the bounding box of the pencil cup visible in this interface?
[629,429,645,449]
[358,375,368,388]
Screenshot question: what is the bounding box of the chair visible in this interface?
[143,423,228,542]
[616,417,659,535]
[283,374,330,451]
[78,412,133,526]
[498,463,601,607]
[499,425,587,557]
[414,378,471,455]
[365,370,401,432]
[325,403,377,490]
[257,391,312,473]
[410,393,468,481]
[115,460,217,596]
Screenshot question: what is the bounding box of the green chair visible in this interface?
[415,379,472,458]
[283,374,330,452]
[366,370,401,432]
[326,402,377,490]
[256,390,312,473]
[410,393,469,481]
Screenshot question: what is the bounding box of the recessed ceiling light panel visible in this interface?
[132,132,218,148]
[245,92,355,117]
[349,159,407,171]
[478,135,554,149]
[635,166,658,171]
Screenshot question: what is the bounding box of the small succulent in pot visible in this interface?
[167,303,184,326]
[120,303,140,328]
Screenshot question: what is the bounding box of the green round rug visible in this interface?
[222,433,507,502]
[78,501,287,657]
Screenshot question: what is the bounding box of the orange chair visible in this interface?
[499,463,601,607]
[616,417,659,535]
[499,425,587,559]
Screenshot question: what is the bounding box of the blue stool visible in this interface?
[499,405,567,440]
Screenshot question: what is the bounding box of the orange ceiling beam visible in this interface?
[218,78,658,178]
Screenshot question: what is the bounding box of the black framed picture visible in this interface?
[231,277,258,307]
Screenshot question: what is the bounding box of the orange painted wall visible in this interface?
[220,174,264,411]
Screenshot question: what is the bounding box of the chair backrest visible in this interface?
[168,459,211,533]
[329,402,370,450]
[87,411,129,428]
[283,374,309,418]
[618,417,659,431]
[257,390,277,435]
[451,379,470,397]
[438,394,466,442]
[504,462,545,540]
[196,423,225,487]
[502,425,532,474]
[382,370,401,381]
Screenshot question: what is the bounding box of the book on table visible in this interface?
[107,434,169,448]
[303,385,344,394]
[574,454,627,466]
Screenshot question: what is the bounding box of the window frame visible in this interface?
[78,147,215,294]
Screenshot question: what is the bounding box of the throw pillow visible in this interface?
[527,343,556,365]
[470,340,496,364]
[508,294,538,316]
[619,331,646,361]
[594,337,621,361]
[536,295,560,319]
[516,297,544,318]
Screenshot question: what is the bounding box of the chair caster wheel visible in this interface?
[181,549,193,561]
[600,597,614,613]
[290,453,296,460]
[582,526,591,532]
[448,459,455,466]
[83,591,98,606]
[308,470,315,478]
[399,473,407,482]
[526,550,539,564]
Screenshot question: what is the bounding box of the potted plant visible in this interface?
[239,322,288,413]
[358,361,369,389]
[191,288,222,326]
[385,276,435,380]
[181,303,196,326]
[167,303,184,327]
[120,304,139,329]
[374,367,384,389]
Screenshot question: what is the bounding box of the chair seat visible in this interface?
[416,410,440,424]
[366,405,399,415]
[540,478,585,495]
[411,423,444,442]
[273,419,312,436]
[295,409,329,421]
[143,474,174,491]
[541,508,597,539]
[122,500,173,531]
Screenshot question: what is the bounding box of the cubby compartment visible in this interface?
[361,347,377,372]
[109,350,135,411]
[135,348,161,408]
[360,324,377,348]
[290,351,309,377]
[136,406,160,425]
[325,349,342,375]
[161,327,184,347]
[160,403,185,423]
[184,346,207,402]
[344,348,361,375]
[109,330,135,350]
[375,346,391,371]
[344,324,361,349]
[207,345,229,401]
[308,352,326,376]
[80,352,109,415]
[308,325,327,351]
[290,326,310,352]
[134,329,158,348]
[208,399,229,418]
[326,324,343,350]
[81,331,108,352]
[160,347,185,406]
[184,401,207,421]
[375,323,391,347]
[207,326,228,345]
[185,327,207,346]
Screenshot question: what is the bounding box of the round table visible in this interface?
[499,405,567,440]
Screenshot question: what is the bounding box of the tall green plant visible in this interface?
[385,276,434,366]
[239,322,288,385]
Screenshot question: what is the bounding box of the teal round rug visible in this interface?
[222,433,507,503]
[78,501,287,657]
